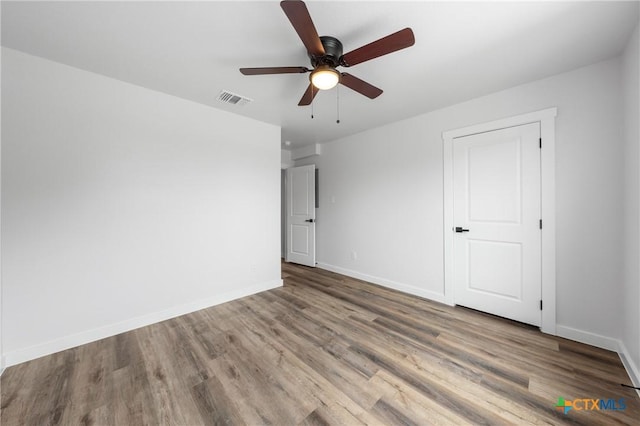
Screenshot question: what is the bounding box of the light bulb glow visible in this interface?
[310,66,340,90]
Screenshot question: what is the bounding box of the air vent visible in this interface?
[216,90,252,106]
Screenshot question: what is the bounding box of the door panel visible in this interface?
[290,225,310,255]
[468,140,521,223]
[453,123,541,326]
[286,165,316,267]
[468,240,522,299]
[292,173,311,215]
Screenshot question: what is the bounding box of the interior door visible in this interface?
[453,123,541,326]
[285,165,316,267]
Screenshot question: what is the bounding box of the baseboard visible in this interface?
[618,340,640,398]
[3,279,282,368]
[316,262,448,305]
[556,325,620,352]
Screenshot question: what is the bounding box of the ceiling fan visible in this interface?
[240,0,415,106]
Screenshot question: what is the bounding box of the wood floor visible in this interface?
[2,262,638,425]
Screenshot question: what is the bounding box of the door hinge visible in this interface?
[540,300,543,310]
[539,219,542,229]
[539,138,542,149]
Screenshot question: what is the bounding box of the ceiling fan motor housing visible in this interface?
[310,36,343,68]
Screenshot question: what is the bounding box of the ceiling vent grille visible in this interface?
[216,90,252,106]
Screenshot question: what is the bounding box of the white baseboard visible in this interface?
[3,279,282,368]
[618,340,640,397]
[316,262,449,305]
[556,325,620,351]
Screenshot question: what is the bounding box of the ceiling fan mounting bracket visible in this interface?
[309,36,343,68]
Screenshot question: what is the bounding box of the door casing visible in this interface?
[443,107,557,335]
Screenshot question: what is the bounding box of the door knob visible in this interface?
[455,227,469,233]
[305,219,315,223]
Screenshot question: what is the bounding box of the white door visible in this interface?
[285,165,316,267]
[453,123,541,326]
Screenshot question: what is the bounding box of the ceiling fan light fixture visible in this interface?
[310,66,340,90]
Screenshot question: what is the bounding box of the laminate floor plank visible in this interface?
[2,261,639,425]
[370,371,474,426]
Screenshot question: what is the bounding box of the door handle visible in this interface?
[305,219,315,223]
[455,227,469,233]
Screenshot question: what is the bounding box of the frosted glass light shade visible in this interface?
[310,66,340,90]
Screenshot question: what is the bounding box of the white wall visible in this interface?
[296,122,444,301]
[1,48,282,366]
[0,5,3,373]
[281,150,293,258]
[281,149,293,169]
[622,23,640,385]
[296,56,625,346]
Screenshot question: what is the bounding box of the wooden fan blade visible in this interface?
[339,73,383,99]
[298,84,319,106]
[341,28,415,67]
[240,67,309,75]
[281,1,325,57]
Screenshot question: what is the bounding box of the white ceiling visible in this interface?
[2,1,638,150]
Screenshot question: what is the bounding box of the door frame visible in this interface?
[442,107,557,335]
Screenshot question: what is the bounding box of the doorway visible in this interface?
[284,165,316,267]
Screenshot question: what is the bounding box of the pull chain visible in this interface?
[311,85,314,119]
[336,83,340,124]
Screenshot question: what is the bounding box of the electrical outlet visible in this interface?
[351,251,357,260]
